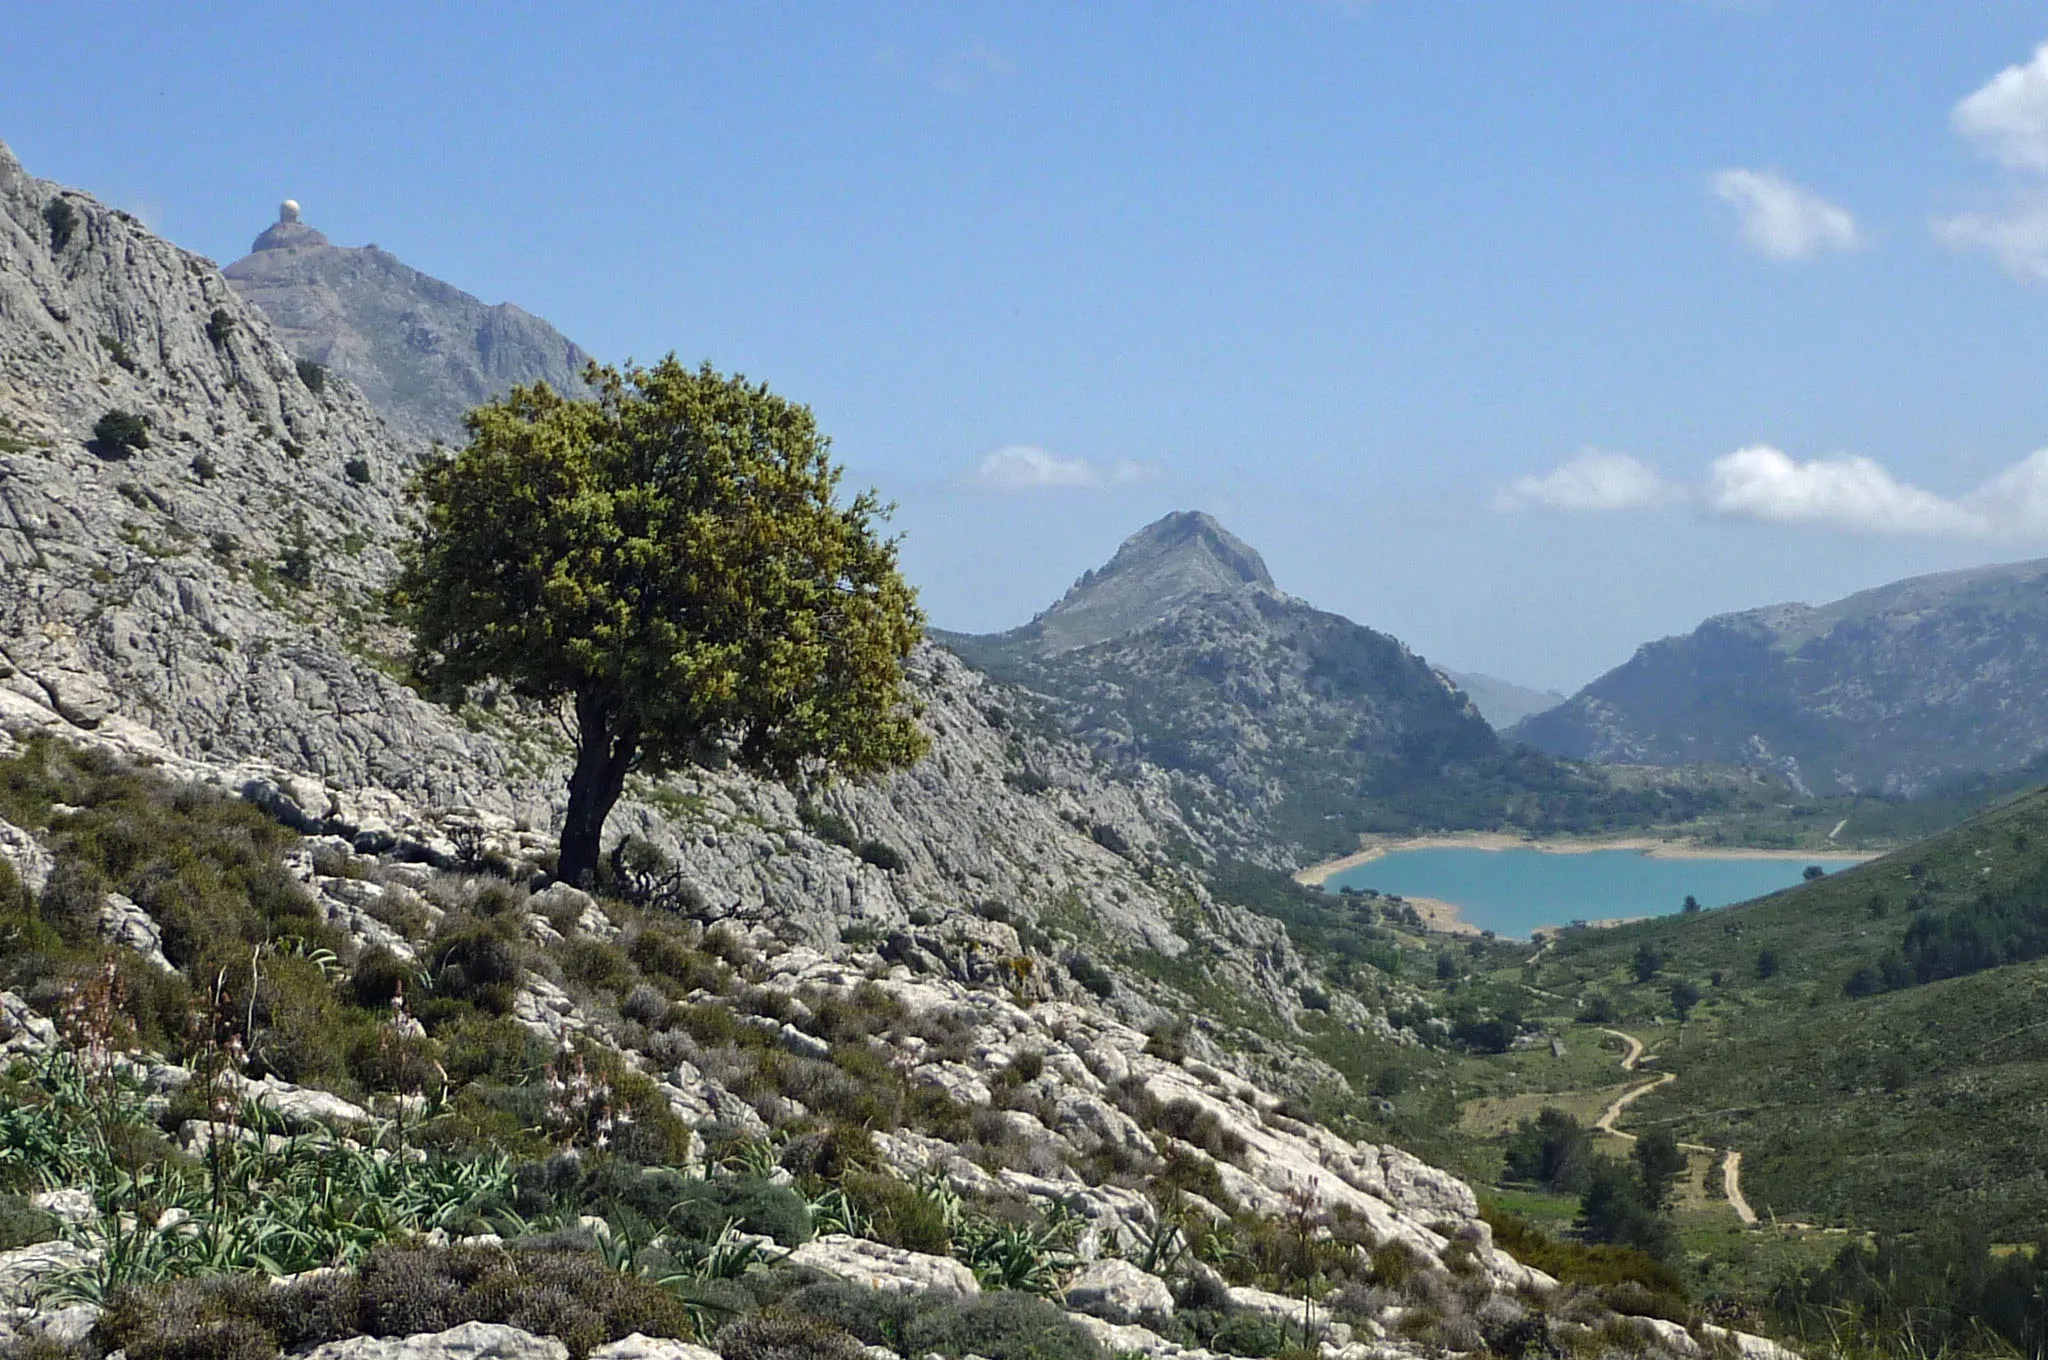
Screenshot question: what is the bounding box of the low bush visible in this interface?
[843,1170,952,1257]
[430,920,524,1014]
[1088,823,1131,857]
[1064,953,1115,999]
[344,456,372,486]
[205,308,236,348]
[902,1291,1105,1360]
[856,840,906,873]
[716,1311,868,1360]
[295,357,327,393]
[43,199,78,253]
[0,1194,56,1250]
[1481,1208,1685,1314]
[92,409,149,457]
[784,1280,923,1348]
[1210,1310,1287,1358]
[667,1176,813,1246]
[797,802,858,850]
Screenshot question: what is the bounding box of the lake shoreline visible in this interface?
[1293,833,1875,887]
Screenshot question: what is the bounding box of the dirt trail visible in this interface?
[1593,1029,1756,1224]
[1722,1150,1757,1225]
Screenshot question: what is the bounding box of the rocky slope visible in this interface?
[0,144,1779,1360]
[224,201,594,446]
[1513,559,2048,795]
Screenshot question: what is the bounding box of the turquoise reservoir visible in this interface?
[1321,847,1868,938]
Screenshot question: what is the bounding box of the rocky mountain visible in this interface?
[938,513,1726,859]
[0,140,1780,1360]
[1442,671,1564,730]
[1512,559,2048,795]
[224,200,594,446]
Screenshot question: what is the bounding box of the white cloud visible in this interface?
[1501,443,2048,540]
[1935,196,2048,281]
[1940,44,2048,280]
[1705,446,1982,535]
[1963,448,2048,534]
[1711,169,1860,260]
[1954,43,2048,171]
[967,445,1153,493]
[1494,450,1682,513]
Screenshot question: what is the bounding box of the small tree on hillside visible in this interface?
[1632,1128,1687,1210]
[397,358,929,886]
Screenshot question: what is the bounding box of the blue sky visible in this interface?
[13,2,2048,691]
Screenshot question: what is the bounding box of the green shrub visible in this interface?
[283,1242,697,1358]
[844,1170,952,1256]
[0,1194,56,1250]
[797,802,859,849]
[92,409,150,457]
[99,1274,281,1360]
[1481,1208,1685,1310]
[295,357,327,393]
[431,921,524,1014]
[903,1292,1105,1360]
[1089,823,1131,857]
[668,1176,813,1246]
[205,308,236,348]
[190,453,218,482]
[716,1312,868,1360]
[99,334,139,373]
[1211,1311,1287,1358]
[43,199,78,253]
[855,840,905,873]
[1064,953,1115,999]
[344,456,372,486]
[785,1280,924,1348]
[277,517,316,589]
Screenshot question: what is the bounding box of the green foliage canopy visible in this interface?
[398,359,928,882]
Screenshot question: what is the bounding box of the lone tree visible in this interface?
[398,358,929,886]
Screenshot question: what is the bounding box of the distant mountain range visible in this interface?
[1443,671,1564,729]
[1513,559,2048,796]
[224,203,594,446]
[939,512,1730,858]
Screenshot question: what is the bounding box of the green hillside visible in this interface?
[1529,786,2048,1237]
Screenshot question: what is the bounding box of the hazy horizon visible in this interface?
[16,3,2048,691]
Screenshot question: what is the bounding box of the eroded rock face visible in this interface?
[294,1320,569,1359]
[786,1234,981,1298]
[1064,1257,1174,1323]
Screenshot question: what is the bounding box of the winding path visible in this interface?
[1592,1029,1757,1225]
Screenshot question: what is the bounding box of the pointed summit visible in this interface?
[1033,511,1277,652]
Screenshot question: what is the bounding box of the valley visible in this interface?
[2,124,2047,1360]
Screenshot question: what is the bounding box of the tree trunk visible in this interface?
[558,691,639,888]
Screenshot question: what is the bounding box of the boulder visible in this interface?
[785,1234,980,1297]
[1064,1257,1174,1323]
[588,1337,720,1360]
[295,1320,569,1359]
[0,993,55,1055]
[0,1241,93,1307]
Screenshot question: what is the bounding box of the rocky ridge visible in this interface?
[1513,558,2048,795]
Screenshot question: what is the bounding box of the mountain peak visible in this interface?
[250,199,330,253]
[1031,510,1276,652]
[225,212,594,446]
